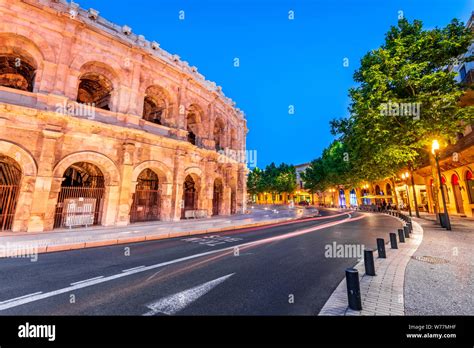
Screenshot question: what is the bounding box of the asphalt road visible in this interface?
[0,209,402,315]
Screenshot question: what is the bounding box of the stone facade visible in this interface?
[0,0,247,232]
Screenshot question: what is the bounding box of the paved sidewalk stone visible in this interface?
[319,214,423,316]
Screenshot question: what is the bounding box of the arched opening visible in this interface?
[451,173,464,214]
[338,189,346,208]
[54,162,105,229]
[213,179,223,216]
[0,53,37,92]
[361,188,370,205]
[0,155,22,231]
[349,189,357,206]
[186,105,202,145]
[77,73,113,110]
[130,169,161,223]
[466,171,474,204]
[213,118,225,151]
[143,86,169,125]
[182,175,198,218]
[386,183,393,203]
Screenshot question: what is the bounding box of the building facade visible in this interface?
[0,0,247,232]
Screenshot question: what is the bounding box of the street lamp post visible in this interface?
[401,172,412,217]
[408,165,420,218]
[432,140,451,231]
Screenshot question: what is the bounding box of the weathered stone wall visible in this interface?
[0,0,248,232]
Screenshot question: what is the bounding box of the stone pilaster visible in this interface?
[171,149,186,221]
[27,127,63,232]
[115,142,135,226]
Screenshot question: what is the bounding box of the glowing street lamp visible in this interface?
[400,172,412,217]
[431,139,451,230]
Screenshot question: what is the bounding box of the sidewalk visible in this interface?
[404,213,474,315]
[0,206,319,257]
[319,211,474,316]
[319,213,422,316]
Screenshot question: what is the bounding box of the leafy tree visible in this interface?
[331,18,473,182]
[246,163,297,202]
[247,167,263,195]
[274,163,297,199]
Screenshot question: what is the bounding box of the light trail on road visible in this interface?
[0,212,363,312]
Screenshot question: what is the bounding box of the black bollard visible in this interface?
[364,249,376,276]
[407,222,413,233]
[345,268,362,310]
[376,238,386,258]
[390,232,398,249]
[404,225,410,238]
[398,228,405,243]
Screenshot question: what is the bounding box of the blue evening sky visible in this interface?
[76,0,472,168]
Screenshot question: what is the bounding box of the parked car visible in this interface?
[298,201,310,206]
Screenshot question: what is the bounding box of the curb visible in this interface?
[0,216,301,257]
[318,213,424,316]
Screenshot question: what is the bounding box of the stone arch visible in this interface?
[0,140,38,231]
[47,152,121,229]
[132,160,172,184]
[0,33,45,92]
[213,117,225,151]
[75,61,120,111]
[186,104,205,144]
[465,167,474,204]
[0,23,56,62]
[181,166,205,218]
[142,85,175,126]
[0,140,37,177]
[53,152,120,185]
[451,172,465,214]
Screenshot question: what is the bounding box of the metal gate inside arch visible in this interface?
[0,155,21,231]
[54,162,105,229]
[130,169,161,223]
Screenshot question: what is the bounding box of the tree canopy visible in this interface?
[247,162,297,196]
[304,18,473,190]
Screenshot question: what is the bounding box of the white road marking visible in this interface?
[0,213,359,312]
[143,273,234,316]
[182,235,243,247]
[0,292,43,305]
[122,266,145,273]
[70,276,104,286]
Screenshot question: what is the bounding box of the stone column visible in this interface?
[171,149,186,221]
[237,165,247,213]
[160,182,173,221]
[26,128,63,232]
[115,143,135,226]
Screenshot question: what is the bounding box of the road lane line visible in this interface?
[70,276,104,286]
[0,213,362,312]
[0,292,43,305]
[143,273,234,316]
[122,266,146,273]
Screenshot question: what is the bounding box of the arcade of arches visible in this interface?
[0,0,248,232]
[315,166,474,218]
[0,146,244,233]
